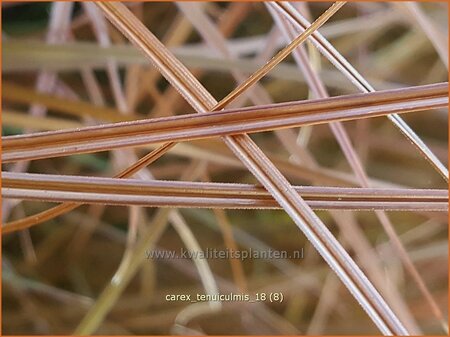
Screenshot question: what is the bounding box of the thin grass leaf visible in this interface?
[2,172,447,212]
[3,82,446,163]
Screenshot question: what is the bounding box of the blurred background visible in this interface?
[2,1,448,335]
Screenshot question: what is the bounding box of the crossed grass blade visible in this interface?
[269,1,449,181]
[72,2,408,335]
[2,1,351,230]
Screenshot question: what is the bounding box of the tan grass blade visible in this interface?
[2,83,134,122]
[3,40,410,92]
[396,2,448,69]
[2,110,82,131]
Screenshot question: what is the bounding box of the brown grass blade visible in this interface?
[1,142,176,235]
[2,172,447,212]
[2,137,398,236]
[3,82,446,163]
